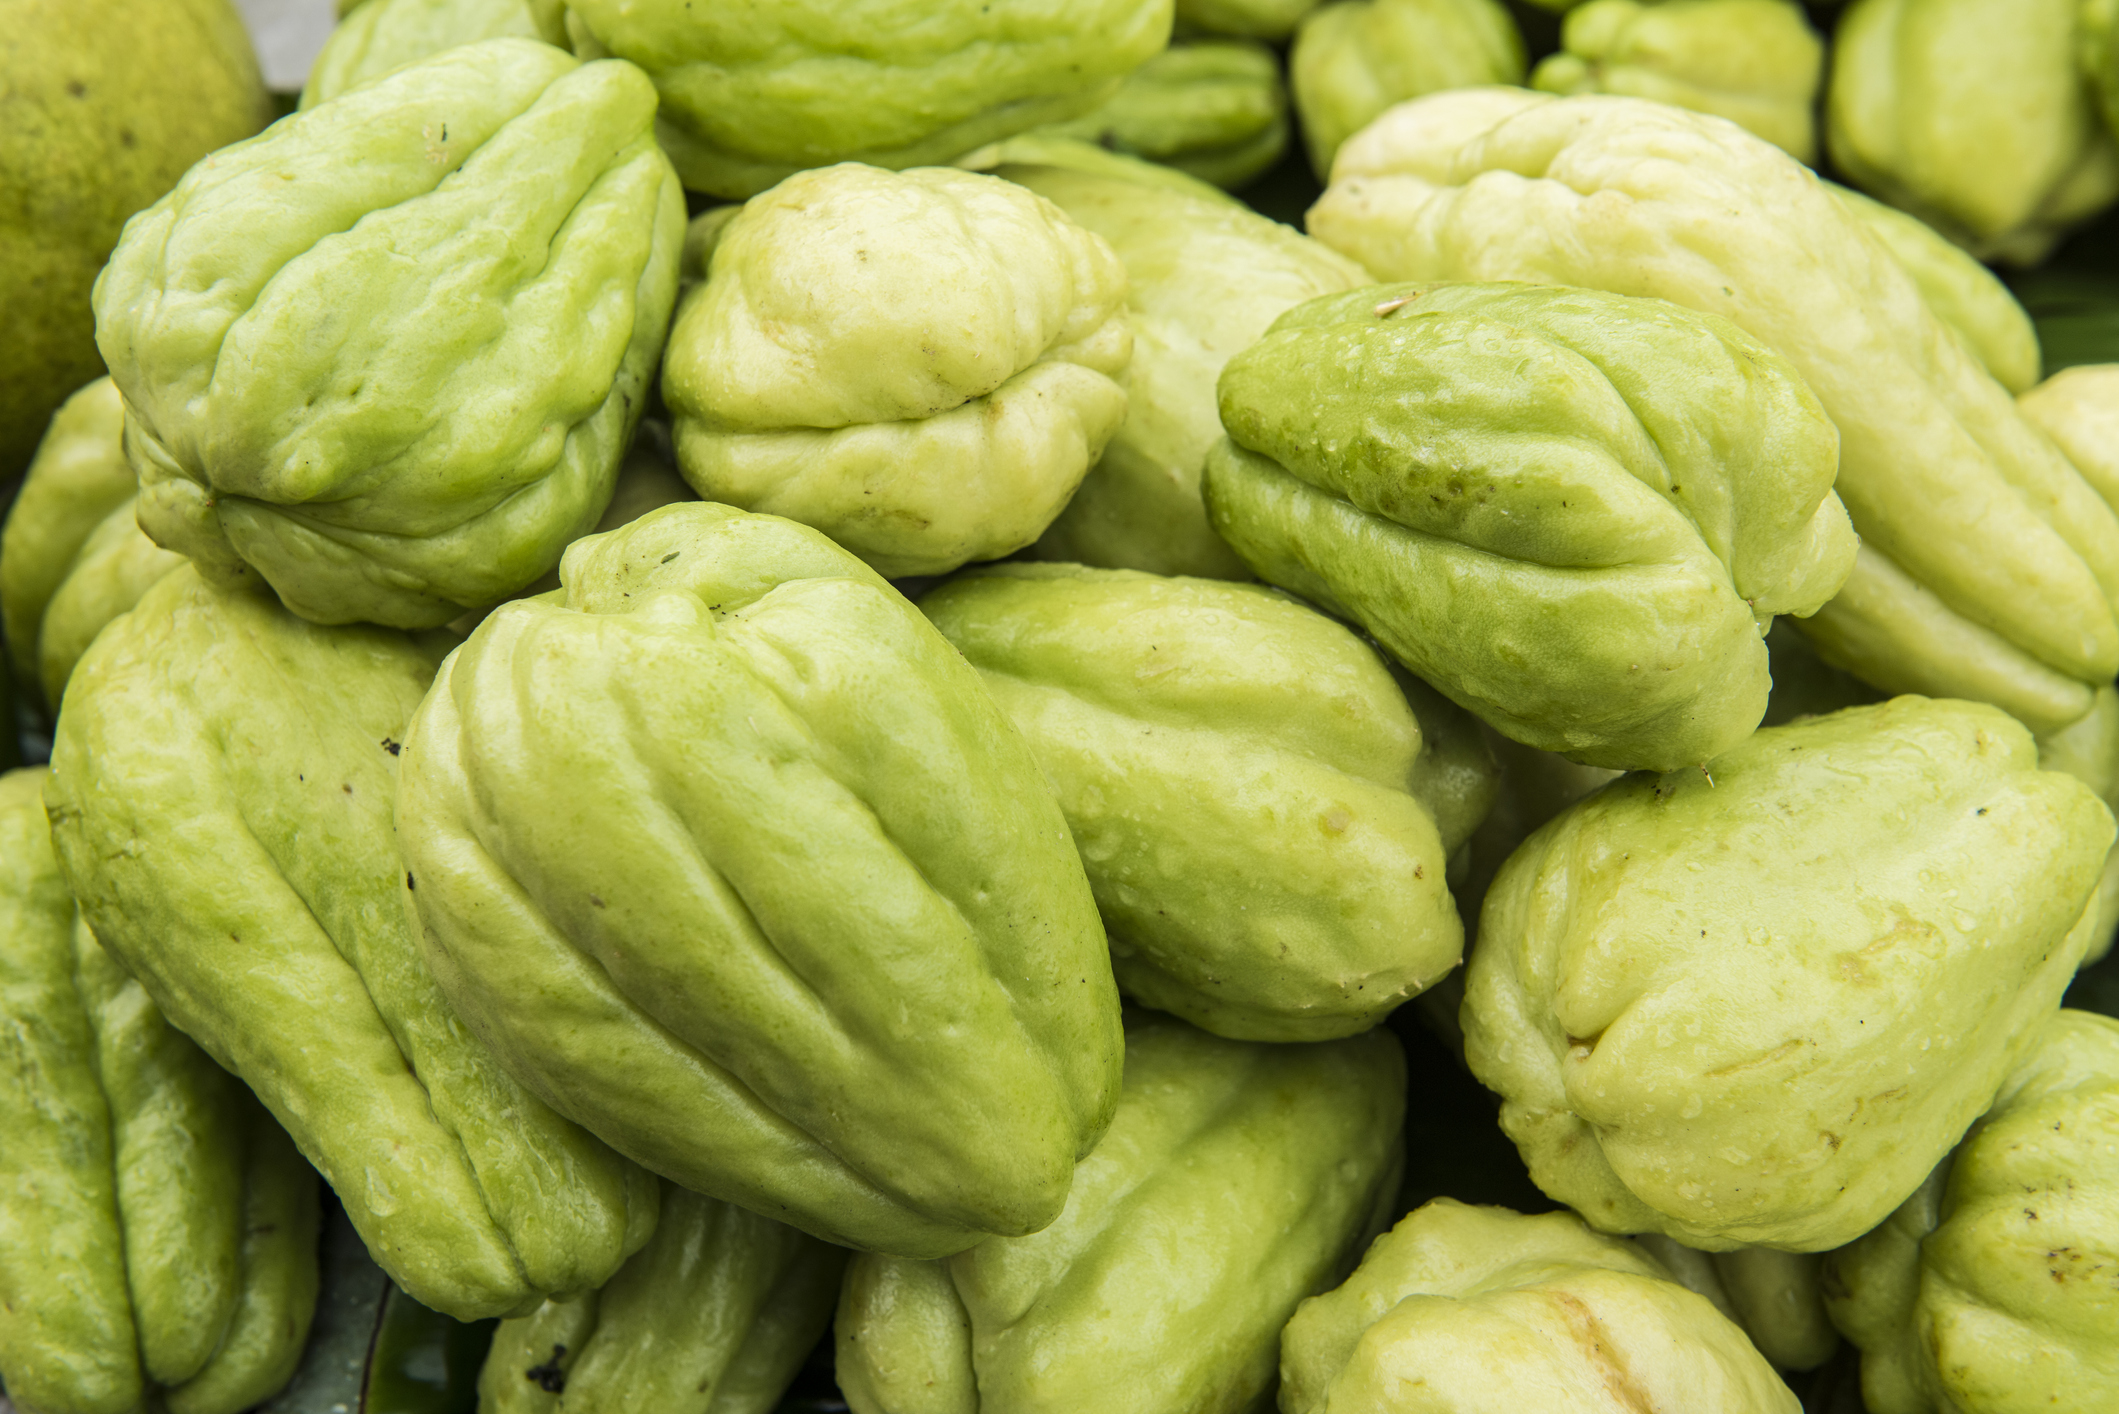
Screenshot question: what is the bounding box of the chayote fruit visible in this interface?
[2038,685,2119,967]
[0,378,187,711]
[394,501,1124,1258]
[1308,90,2119,735]
[1279,1199,1800,1414]
[1826,0,2119,266]
[1204,280,1855,770]
[991,159,1368,580]
[837,1012,1405,1414]
[0,768,320,1414]
[2089,0,2119,143]
[2019,363,2119,513]
[1289,0,1525,178]
[301,0,568,107]
[660,163,1132,579]
[1029,39,1290,191]
[481,1182,845,1414]
[44,567,660,1320]
[92,38,685,630]
[1464,696,2113,1252]
[1176,0,1324,40]
[1530,0,1824,163]
[1828,185,2041,396]
[557,0,1174,198]
[921,563,1495,1041]
[1822,1010,2119,1413]
[1632,1235,1840,1371]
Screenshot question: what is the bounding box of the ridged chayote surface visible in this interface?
[0,768,320,1414]
[662,163,1132,579]
[922,563,1494,1041]
[1825,0,2119,266]
[301,0,568,108]
[1530,0,1823,162]
[1307,90,2119,735]
[2019,364,2119,513]
[836,1012,1405,1414]
[557,0,1175,198]
[92,38,685,630]
[1176,0,1323,39]
[1464,696,2113,1252]
[43,568,660,1321]
[1630,1236,1839,1372]
[1029,40,1289,191]
[481,1182,846,1414]
[394,502,1124,1258]
[997,160,1369,580]
[1823,1010,2119,1414]
[1203,280,1854,770]
[1279,1200,1800,1413]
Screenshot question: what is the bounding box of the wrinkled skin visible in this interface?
[481,1184,845,1414]
[94,39,685,630]
[922,564,1495,1040]
[302,0,568,107]
[1290,0,1524,177]
[1279,1200,1799,1414]
[1204,280,1853,770]
[0,769,320,1414]
[994,160,1368,580]
[559,0,1174,198]
[1464,697,2112,1251]
[44,568,660,1320]
[395,502,1123,1258]
[1531,0,1823,162]
[1308,90,2119,734]
[1030,40,1289,190]
[662,163,1132,578]
[1823,1011,2119,1413]
[1826,0,2119,265]
[1830,184,2040,395]
[837,1013,1405,1414]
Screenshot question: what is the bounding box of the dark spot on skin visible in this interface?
[230,932,240,943]
[406,873,416,892]
[381,738,402,756]
[342,783,353,794]
[119,129,136,148]
[589,895,606,909]
[526,1346,568,1393]
[660,552,678,564]
[67,80,86,98]
[1977,807,1988,815]
[1412,863,1424,879]
[2026,1209,2040,1221]
[440,124,448,141]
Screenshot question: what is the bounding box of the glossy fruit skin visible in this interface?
[1204,280,1853,771]
[837,1013,1406,1414]
[44,568,660,1321]
[395,502,1124,1259]
[93,39,685,630]
[1464,696,2113,1252]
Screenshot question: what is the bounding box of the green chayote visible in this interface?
[1829,185,2041,395]
[557,0,1174,198]
[0,769,320,1414]
[0,377,183,712]
[92,39,685,630]
[1633,1236,1839,1371]
[302,0,567,107]
[481,1183,845,1414]
[1176,0,1323,39]
[1308,90,2119,734]
[395,502,1123,1258]
[1280,1200,1799,1414]
[1464,696,2112,1251]
[661,163,1131,579]
[2020,364,2119,512]
[991,159,1368,579]
[44,568,660,1320]
[2089,0,2119,142]
[921,564,1495,1041]
[1823,1010,2119,1413]
[1530,0,1823,162]
[2038,685,2119,966]
[1204,280,1854,770]
[1029,40,1289,190]
[1826,0,2119,265]
[837,1012,1405,1414]
[1289,0,1525,177]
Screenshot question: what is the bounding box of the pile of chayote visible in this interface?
[5,1,2119,1411]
